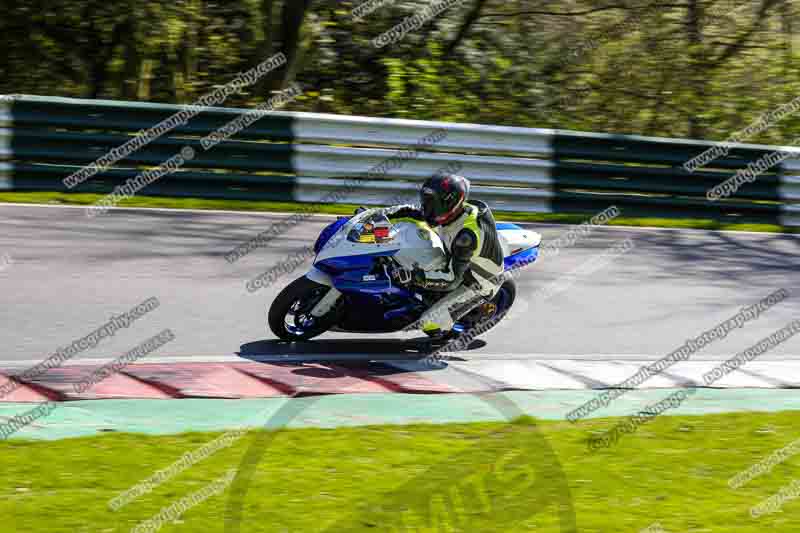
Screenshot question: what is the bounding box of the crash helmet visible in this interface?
[420,174,470,226]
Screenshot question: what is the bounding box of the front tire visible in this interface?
[268,276,339,341]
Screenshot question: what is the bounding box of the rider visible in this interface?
[383,174,505,342]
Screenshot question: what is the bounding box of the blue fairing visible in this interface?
[313,249,424,330]
[314,217,350,254]
[497,221,537,270]
[332,262,399,294]
[496,222,522,231]
[504,246,538,271]
[304,218,540,333]
[315,250,397,274]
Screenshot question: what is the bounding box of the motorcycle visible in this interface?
[268,207,541,343]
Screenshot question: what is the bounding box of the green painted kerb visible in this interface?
[4,388,800,441]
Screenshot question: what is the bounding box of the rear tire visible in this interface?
[456,279,516,339]
[268,276,339,341]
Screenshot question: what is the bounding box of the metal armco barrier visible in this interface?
[1,95,798,226]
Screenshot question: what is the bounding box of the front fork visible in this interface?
[306,267,342,317]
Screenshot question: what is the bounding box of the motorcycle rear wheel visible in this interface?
[455,279,517,338]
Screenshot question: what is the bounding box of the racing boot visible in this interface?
[421,322,459,350]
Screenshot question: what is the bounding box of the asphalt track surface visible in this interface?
[1,203,799,366]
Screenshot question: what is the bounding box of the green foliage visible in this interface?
[2,0,800,142]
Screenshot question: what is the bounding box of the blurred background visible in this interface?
[1,0,799,142]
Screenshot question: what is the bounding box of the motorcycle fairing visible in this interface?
[308,211,541,334]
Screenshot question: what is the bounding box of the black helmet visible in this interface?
[420,174,470,226]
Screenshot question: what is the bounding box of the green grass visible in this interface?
[4,411,800,532]
[1,191,795,234]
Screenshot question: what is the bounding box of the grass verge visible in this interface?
[0,191,795,234]
[2,411,800,532]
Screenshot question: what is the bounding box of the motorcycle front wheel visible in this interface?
[268,276,340,341]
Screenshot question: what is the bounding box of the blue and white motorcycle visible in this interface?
[268,208,541,342]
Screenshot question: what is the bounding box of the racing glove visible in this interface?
[384,204,425,221]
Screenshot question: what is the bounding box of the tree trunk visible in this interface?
[87,18,130,99]
[181,0,200,101]
[264,0,312,95]
[251,0,276,98]
[444,0,488,55]
[138,59,153,101]
[121,15,140,100]
[686,0,705,139]
[782,0,793,78]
